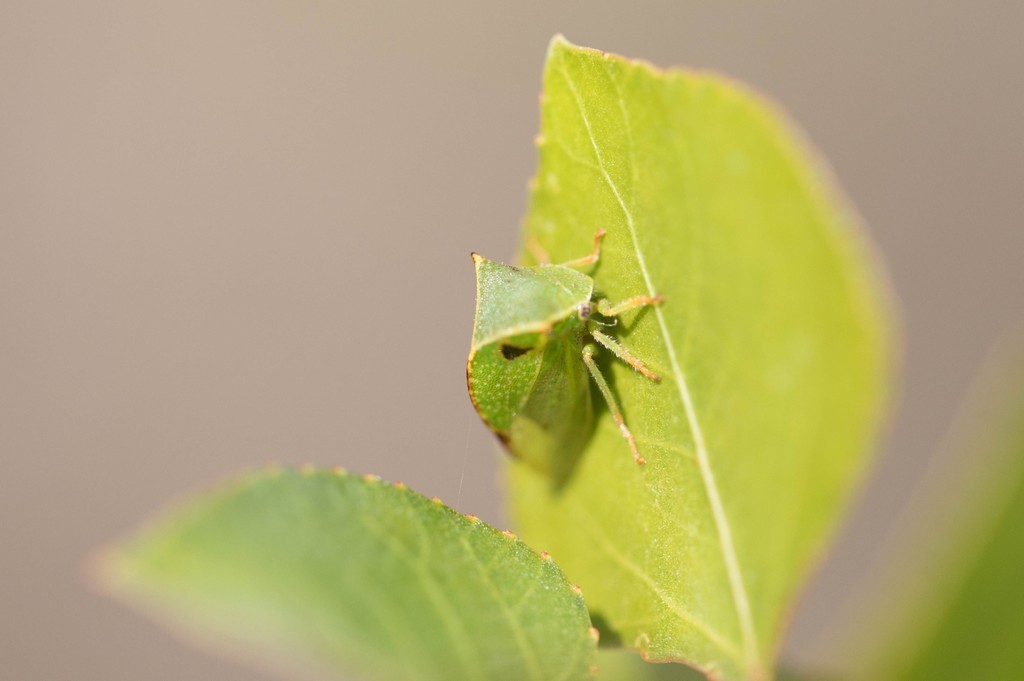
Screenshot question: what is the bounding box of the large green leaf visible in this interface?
[842,353,1024,680]
[508,37,891,681]
[99,468,597,681]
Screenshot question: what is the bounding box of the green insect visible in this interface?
[467,230,662,479]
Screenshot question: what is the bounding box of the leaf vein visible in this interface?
[548,138,602,171]
[456,533,547,681]
[569,500,744,663]
[358,514,484,678]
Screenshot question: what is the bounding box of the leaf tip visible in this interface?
[431,496,444,505]
[331,465,348,476]
[547,33,570,53]
[361,473,380,484]
[501,529,518,541]
[84,543,127,597]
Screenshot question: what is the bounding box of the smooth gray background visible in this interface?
[2,2,1022,679]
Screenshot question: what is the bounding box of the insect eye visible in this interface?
[500,344,534,361]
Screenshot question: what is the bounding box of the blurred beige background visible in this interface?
[2,2,1022,679]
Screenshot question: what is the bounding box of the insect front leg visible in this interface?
[582,344,645,465]
[595,294,664,317]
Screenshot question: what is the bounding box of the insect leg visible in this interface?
[525,234,551,264]
[558,229,606,269]
[595,294,664,317]
[590,329,661,382]
[582,344,645,465]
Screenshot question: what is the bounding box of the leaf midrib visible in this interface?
[556,55,762,675]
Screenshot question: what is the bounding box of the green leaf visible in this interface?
[99,468,597,681]
[597,649,707,680]
[594,650,815,681]
[508,36,891,681]
[842,352,1024,680]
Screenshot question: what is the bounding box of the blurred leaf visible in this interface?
[842,352,1024,680]
[596,649,706,680]
[595,650,815,681]
[100,468,597,681]
[508,36,891,681]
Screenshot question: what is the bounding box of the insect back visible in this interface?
[468,254,595,480]
[467,234,663,480]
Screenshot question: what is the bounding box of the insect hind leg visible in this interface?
[582,344,645,465]
[525,234,551,265]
